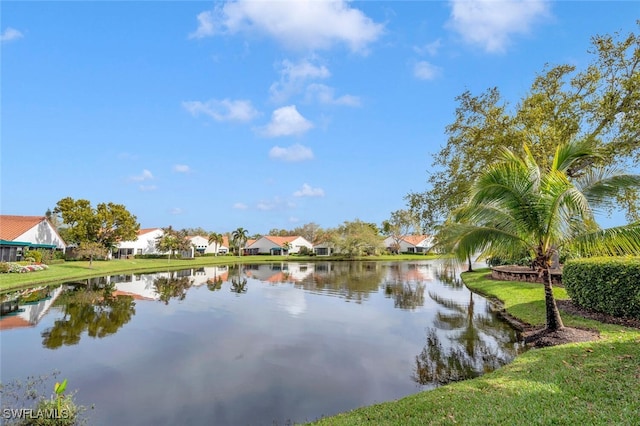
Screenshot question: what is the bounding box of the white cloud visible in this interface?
[305,83,361,106]
[182,99,259,122]
[447,0,550,53]
[293,183,325,197]
[257,201,275,211]
[270,58,331,103]
[139,185,157,192]
[173,164,191,173]
[192,0,384,53]
[269,144,314,162]
[255,196,294,211]
[414,39,442,56]
[130,169,154,182]
[1,27,23,43]
[189,11,215,39]
[233,202,248,210]
[261,105,313,137]
[169,208,184,215]
[413,61,441,80]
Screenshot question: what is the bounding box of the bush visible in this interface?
[24,250,43,264]
[564,256,640,320]
[0,262,10,273]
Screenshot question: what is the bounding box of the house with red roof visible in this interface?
[383,235,433,254]
[244,235,313,255]
[0,215,66,262]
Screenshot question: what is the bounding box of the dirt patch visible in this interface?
[520,301,640,348]
[523,326,600,348]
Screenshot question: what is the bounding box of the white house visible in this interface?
[0,215,67,262]
[312,241,337,256]
[189,235,230,255]
[383,235,433,254]
[116,228,165,258]
[244,236,313,255]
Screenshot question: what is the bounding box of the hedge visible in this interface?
[563,256,640,320]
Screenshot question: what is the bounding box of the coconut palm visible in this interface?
[282,241,292,256]
[231,227,249,257]
[437,140,640,331]
[208,232,224,256]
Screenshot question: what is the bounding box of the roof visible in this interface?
[263,235,301,247]
[402,235,431,246]
[0,215,48,241]
[0,315,33,331]
[138,228,162,236]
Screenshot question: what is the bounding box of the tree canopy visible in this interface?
[53,197,139,251]
[407,24,640,231]
[436,140,640,331]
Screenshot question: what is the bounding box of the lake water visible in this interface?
[0,260,524,425]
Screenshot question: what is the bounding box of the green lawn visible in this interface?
[0,254,434,292]
[308,270,640,425]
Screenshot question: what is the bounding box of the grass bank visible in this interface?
[308,269,640,425]
[0,254,433,292]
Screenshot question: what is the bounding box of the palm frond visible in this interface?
[568,223,640,256]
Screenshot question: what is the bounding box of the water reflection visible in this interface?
[153,271,194,305]
[412,269,523,386]
[383,263,430,310]
[40,282,136,349]
[229,264,248,294]
[1,261,525,426]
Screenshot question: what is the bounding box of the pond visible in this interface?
[1,260,525,425]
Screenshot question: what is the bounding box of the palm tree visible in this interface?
[282,241,292,256]
[208,232,224,256]
[231,227,249,257]
[437,140,640,332]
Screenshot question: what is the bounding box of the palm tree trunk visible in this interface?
[544,267,564,331]
[467,255,473,272]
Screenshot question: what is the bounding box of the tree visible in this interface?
[155,226,192,262]
[437,140,640,332]
[208,232,224,256]
[231,227,249,256]
[292,222,322,243]
[381,209,419,254]
[331,219,384,257]
[76,241,107,268]
[53,197,140,255]
[408,25,640,231]
[282,241,292,256]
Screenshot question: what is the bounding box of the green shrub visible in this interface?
[0,262,10,273]
[23,250,43,264]
[564,256,640,320]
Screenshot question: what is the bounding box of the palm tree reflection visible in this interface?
[413,271,523,386]
[153,272,193,305]
[229,265,248,294]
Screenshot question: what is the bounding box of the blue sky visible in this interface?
[2,1,638,235]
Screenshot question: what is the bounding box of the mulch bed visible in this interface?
[521,300,640,348]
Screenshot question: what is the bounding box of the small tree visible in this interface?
[231,227,249,257]
[208,232,224,256]
[382,209,419,254]
[76,241,107,268]
[282,241,292,256]
[156,227,192,262]
[53,197,139,257]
